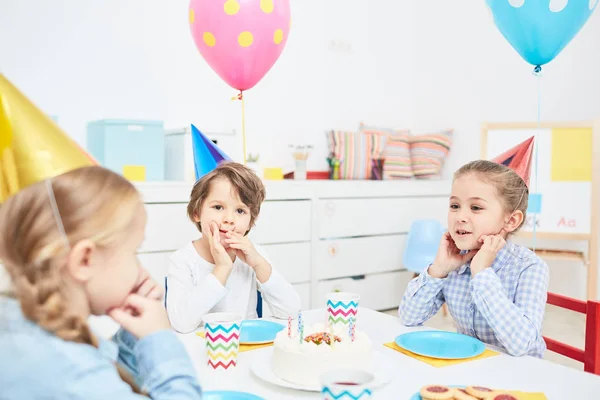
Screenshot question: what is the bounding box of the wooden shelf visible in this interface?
[530,248,586,263]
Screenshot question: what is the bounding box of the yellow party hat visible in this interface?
[0,74,96,203]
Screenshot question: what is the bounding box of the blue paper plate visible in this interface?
[240,320,285,344]
[203,391,264,400]
[395,331,485,360]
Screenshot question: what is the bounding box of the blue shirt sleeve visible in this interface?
[470,261,549,357]
[67,328,203,399]
[112,328,141,384]
[398,266,447,326]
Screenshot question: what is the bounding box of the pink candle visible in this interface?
[288,316,291,338]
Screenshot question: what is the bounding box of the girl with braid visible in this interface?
[0,166,202,399]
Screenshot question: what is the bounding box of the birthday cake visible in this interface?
[271,322,374,387]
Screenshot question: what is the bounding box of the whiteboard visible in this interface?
[483,125,592,235]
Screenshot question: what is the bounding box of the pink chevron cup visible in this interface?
[326,292,360,327]
[202,312,242,371]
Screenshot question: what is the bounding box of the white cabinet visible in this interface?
[317,197,448,238]
[316,235,405,280]
[250,200,311,244]
[134,180,452,312]
[261,242,311,284]
[142,203,197,252]
[315,271,414,312]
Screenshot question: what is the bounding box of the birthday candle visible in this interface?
[351,318,356,342]
[348,317,353,339]
[298,311,303,343]
[288,316,291,338]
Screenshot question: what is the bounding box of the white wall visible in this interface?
[1,1,598,174]
[0,0,170,144]
[0,0,415,173]
[411,1,600,177]
[1,1,599,298]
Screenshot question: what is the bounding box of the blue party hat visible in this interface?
[191,124,231,180]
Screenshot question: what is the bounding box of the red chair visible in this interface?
[543,292,600,374]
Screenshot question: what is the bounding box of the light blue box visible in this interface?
[86,119,165,181]
[527,193,542,214]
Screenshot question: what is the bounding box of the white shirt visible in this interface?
[165,242,301,333]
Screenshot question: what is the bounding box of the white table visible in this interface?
[176,308,600,399]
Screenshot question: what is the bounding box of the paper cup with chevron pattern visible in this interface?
[202,312,242,371]
[320,369,374,399]
[326,292,360,327]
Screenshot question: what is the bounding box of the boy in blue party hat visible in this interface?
[165,131,300,333]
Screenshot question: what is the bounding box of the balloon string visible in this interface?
[231,91,248,165]
[531,65,542,252]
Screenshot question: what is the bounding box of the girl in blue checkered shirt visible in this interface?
[399,160,549,358]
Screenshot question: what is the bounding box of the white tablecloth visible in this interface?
[176,308,600,399]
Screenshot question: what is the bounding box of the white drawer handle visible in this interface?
[324,202,335,217]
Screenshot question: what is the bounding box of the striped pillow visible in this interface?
[359,123,412,179]
[326,130,387,180]
[410,129,453,178]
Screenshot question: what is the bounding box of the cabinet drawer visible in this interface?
[316,235,405,280]
[250,200,311,244]
[295,283,311,310]
[317,197,447,238]
[142,203,198,252]
[262,282,310,318]
[261,242,310,284]
[316,270,414,311]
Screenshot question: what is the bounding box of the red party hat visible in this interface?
[490,136,534,187]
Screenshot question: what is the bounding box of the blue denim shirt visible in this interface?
[0,297,202,399]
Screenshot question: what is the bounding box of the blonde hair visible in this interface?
[0,166,145,395]
[454,160,529,231]
[187,161,266,235]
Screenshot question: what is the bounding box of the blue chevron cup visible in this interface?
[326,292,360,326]
[320,369,374,400]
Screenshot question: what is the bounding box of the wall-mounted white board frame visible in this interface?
[481,121,599,299]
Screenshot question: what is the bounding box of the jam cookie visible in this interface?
[419,385,455,400]
[454,388,478,400]
[466,386,495,398]
[484,392,521,400]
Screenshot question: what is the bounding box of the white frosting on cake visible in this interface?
[271,322,374,387]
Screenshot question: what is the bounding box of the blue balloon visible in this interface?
[486,0,597,68]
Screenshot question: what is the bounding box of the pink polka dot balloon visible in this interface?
[189,0,291,91]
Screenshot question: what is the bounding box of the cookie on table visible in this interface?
[484,392,521,400]
[453,388,478,400]
[466,386,495,398]
[419,385,455,400]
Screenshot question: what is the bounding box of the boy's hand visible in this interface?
[206,222,233,269]
[429,232,477,278]
[470,234,505,276]
[224,231,268,269]
[206,222,234,286]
